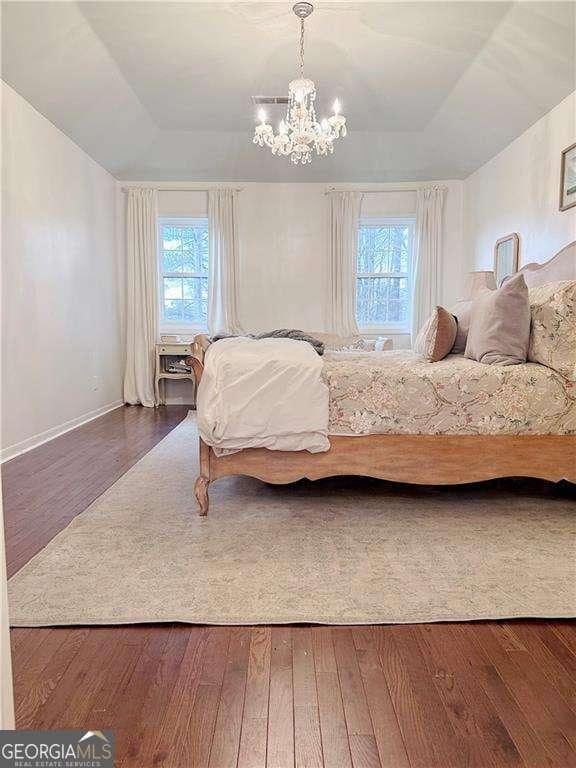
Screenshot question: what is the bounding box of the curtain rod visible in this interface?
[120,186,244,193]
[324,186,420,195]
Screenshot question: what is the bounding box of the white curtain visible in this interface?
[123,188,158,408]
[208,189,242,336]
[328,191,362,336]
[411,185,447,340]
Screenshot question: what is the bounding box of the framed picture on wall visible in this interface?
[559,142,576,211]
[494,233,519,287]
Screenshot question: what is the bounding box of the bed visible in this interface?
[189,242,576,514]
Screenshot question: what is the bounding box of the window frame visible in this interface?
[157,215,209,333]
[356,215,415,334]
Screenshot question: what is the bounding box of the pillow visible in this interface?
[449,299,472,354]
[413,306,458,362]
[374,336,393,351]
[330,337,368,352]
[527,280,576,379]
[308,332,369,352]
[465,273,530,365]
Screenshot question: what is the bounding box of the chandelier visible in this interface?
[253,2,347,165]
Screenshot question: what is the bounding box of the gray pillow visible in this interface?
[465,273,530,365]
[449,299,472,354]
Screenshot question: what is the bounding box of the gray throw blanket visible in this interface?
[211,329,325,355]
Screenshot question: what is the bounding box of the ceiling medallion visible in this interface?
[252,2,347,165]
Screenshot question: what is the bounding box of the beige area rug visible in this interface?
[8,413,576,626]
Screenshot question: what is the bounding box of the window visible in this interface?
[356,217,414,331]
[159,217,208,328]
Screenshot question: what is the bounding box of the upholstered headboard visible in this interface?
[518,241,576,287]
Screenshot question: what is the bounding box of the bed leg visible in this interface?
[195,438,211,516]
[194,475,209,516]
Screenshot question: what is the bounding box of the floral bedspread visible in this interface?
[322,351,576,435]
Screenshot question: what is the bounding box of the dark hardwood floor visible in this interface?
[3,405,576,768]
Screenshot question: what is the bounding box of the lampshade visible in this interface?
[462,271,497,300]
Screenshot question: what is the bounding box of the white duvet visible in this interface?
[196,337,330,455]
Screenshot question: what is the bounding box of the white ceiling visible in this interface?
[2,1,574,181]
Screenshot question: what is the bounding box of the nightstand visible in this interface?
[155,343,195,406]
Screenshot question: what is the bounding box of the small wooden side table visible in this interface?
[154,343,196,406]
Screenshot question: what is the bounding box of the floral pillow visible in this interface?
[528,280,576,379]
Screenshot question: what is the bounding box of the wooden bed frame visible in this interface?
[189,242,576,515]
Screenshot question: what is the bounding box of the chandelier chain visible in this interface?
[299,17,305,77]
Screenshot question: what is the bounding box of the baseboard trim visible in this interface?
[1,400,124,463]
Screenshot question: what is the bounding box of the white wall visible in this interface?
[1,83,123,458]
[465,91,576,270]
[151,180,464,403]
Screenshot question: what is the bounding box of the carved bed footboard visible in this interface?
[192,433,576,516]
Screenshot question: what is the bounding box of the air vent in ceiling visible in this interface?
[251,96,289,105]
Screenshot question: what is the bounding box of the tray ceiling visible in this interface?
[2,1,574,181]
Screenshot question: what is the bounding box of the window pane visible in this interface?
[357,276,409,325]
[164,277,182,299]
[357,225,410,275]
[358,227,388,273]
[163,299,183,322]
[182,276,203,300]
[162,227,182,250]
[387,300,401,322]
[387,299,409,323]
[182,226,209,274]
[183,278,208,324]
[200,229,209,272]
[162,250,182,274]
[357,278,387,325]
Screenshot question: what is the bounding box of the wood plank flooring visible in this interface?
[4,405,576,768]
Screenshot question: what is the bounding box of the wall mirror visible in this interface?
[494,233,520,286]
[559,142,576,211]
